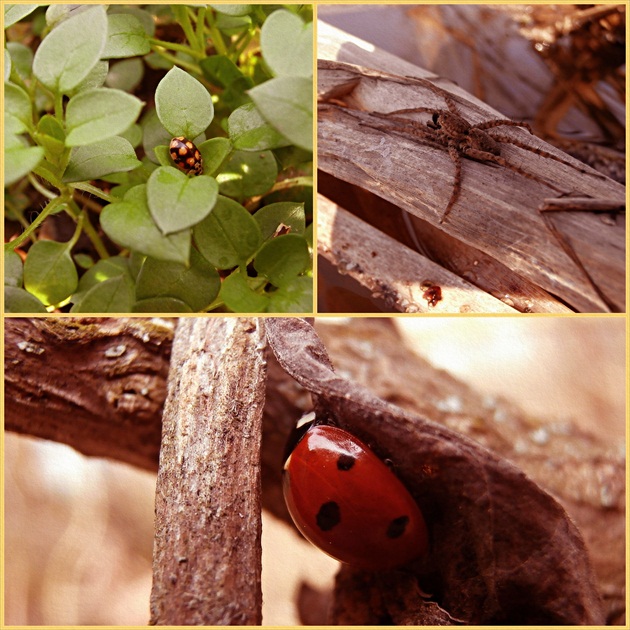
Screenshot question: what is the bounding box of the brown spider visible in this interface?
[357,73,603,224]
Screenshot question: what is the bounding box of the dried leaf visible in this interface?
[264,318,605,624]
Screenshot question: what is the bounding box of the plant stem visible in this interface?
[68,198,110,260]
[4,196,67,252]
[148,38,204,59]
[173,5,199,53]
[71,182,115,203]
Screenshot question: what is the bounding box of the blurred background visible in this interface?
[4,317,624,625]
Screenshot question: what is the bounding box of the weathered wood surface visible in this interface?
[318,22,625,313]
[150,318,266,626]
[318,194,517,312]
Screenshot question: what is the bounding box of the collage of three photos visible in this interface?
[3,3,626,627]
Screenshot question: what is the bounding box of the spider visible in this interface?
[354,73,604,224]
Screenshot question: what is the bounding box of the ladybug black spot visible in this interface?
[337,453,356,471]
[387,515,409,539]
[316,501,340,531]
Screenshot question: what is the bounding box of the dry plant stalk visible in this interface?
[149,318,266,625]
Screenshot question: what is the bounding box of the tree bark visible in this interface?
[149,318,265,625]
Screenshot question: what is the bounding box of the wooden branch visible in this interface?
[317,23,625,313]
[4,317,172,470]
[149,318,266,626]
[319,193,518,313]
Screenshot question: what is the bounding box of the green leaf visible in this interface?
[32,6,107,93]
[67,60,109,96]
[200,54,250,88]
[23,241,79,306]
[6,42,33,80]
[63,136,141,182]
[133,297,193,313]
[5,82,32,133]
[100,186,191,265]
[248,76,312,151]
[147,166,219,234]
[65,88,144,146]
[216,150,278,197]
[210,4,253,17]
[4,250,23,287]
[254,234,310,287]
[228,102,291,151]
[71,256,131,310]
[253,201,305,239]
[72,275,135,313]
[268,275,312,313]
[106,58,145,92]
[4,137,44,187]
[109,6,156,37]
[194,195,262,269]
[4,4,38,28]
[260,10,312,78]
[220,269,269,313]
[155,67,214,138]
[102,13,151,59]
[199,137,232,175]
[5,286,48,313]
[136,249,220,311]
[142,109,172,164]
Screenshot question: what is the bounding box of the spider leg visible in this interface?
[440,143,463,224]
[380,106,436,117]
[473,119,533,134]
[484,134,611,180]
[464,147,566,193]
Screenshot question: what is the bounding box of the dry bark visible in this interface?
[149,318,266,625]
[4,317,624,624]
[317,23,625,313]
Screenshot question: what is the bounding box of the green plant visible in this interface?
[4,4,313,313]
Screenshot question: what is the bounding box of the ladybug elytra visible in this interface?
[282,412,429,570]
[169,136,203,175]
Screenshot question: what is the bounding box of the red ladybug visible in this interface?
[282,412,429,570]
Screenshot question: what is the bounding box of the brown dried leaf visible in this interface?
[264,318,605,624]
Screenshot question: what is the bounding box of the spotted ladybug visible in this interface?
[169,136,203,175]
[282,411,429,570]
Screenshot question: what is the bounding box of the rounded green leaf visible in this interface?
[5,139,44,187]
[147,166,219,234]
[6,43,33,81]
[5,82,32,133]
[23,241,79,306]
[72,275,135,313]
[199,137,232,175]
[63,136,141,183]
[220,269,269,313]
[67,60,109,96]
[106,58,145,92]
[210,4,253,16]
[194,195,262,269]
[4,250,23,288]
[142,109,172,164]
[33,6,107,93]
[136,249,220,311]
[133,297,193,313]
[254,234,310,287]
[102,13,151,59]
[253,202,305,239]
[65,88,144,146]
[155,67,214,138]
[268,275,312,313]
[248,76,313,151]
[228,102,291,151]
[261,10,312,78]
[5,4,38,28]
[5,286,48,313]
[216,150,278,197]
[101,187,191,265]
